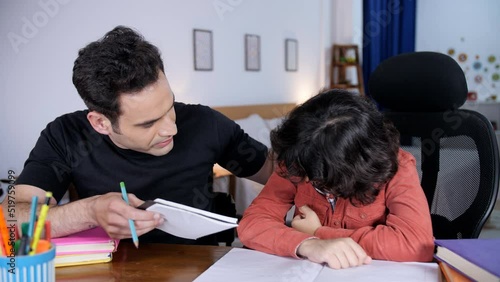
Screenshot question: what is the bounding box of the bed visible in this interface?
[211,103,296,216]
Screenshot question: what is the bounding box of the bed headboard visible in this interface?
[211,103,296,180]
[212,103,296,120]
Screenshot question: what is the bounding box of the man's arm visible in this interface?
[245,151,274,185]
[3,184,163,238]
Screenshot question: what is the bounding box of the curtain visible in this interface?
[362,0,416,96]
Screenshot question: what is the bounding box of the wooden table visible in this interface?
[56,242,232,281]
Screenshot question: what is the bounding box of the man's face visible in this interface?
[108,71,177,156]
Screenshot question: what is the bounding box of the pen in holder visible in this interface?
[0,243,56,282]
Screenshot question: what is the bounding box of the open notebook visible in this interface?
[139,198,238,240]
[194,248,440,282]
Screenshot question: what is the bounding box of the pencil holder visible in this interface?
[0,244,56,282]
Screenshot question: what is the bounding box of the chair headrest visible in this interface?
[368,52,468,112]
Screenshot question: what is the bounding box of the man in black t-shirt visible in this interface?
[6,26,273,245]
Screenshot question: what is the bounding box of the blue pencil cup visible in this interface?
[0,244,56,282]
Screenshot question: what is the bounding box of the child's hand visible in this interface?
[291,205,322,235]
[296,238,372,269]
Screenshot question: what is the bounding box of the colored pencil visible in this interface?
[120,182,139,248]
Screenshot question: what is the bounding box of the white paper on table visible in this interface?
[194,248,440,282]
[315,258,440,282]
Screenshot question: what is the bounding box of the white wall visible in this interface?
[328,0,363,87]
[330,0,362,47]
[0,0,327,177]
[416,0,500,101]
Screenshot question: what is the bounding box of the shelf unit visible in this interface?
[330,44,364,95]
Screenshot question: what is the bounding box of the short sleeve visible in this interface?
[212,110,269,178]
[16,118,73,202]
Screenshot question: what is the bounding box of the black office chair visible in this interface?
[369,51,500,239]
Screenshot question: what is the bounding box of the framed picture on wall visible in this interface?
[245,34,260,71]
[193,29,213,71]
[285,39,298,71]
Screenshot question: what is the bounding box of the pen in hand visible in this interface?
[120,181,139,248]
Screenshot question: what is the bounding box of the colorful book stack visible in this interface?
[52,226,119,267]
[434,238,500,282]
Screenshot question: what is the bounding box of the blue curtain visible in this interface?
[362,0,416,96]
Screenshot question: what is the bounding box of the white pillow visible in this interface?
[265,116,285,130]
[234,114,271,148]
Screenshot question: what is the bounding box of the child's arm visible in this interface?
[296,237,372,269]
[291,205,322,234]
[312,151,434,262]
[237,172,316,258]
[291,205,372,269]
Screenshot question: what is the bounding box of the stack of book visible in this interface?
[52,227,119,267]
[434,238,500,282]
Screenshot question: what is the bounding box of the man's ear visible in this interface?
[87,111,113,135]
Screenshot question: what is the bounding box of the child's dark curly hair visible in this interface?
[270,89,400,205]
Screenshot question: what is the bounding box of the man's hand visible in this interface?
[291,205,322,235]
[297,238,372,269]
[91,192,163,239]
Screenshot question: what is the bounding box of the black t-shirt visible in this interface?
[16,102,268,244]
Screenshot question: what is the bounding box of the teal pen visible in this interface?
[120,181,139,248]
[25,195,38,254]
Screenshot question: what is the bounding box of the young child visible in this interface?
[237,89,434,269]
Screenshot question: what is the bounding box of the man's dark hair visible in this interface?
[72,26,165,126]
[271,89,400,205]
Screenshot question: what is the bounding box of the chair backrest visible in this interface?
[369,52,500,239]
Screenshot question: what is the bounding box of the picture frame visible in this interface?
[245,34,260,71]
[193,29,213,71]
[285,39,298,71]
